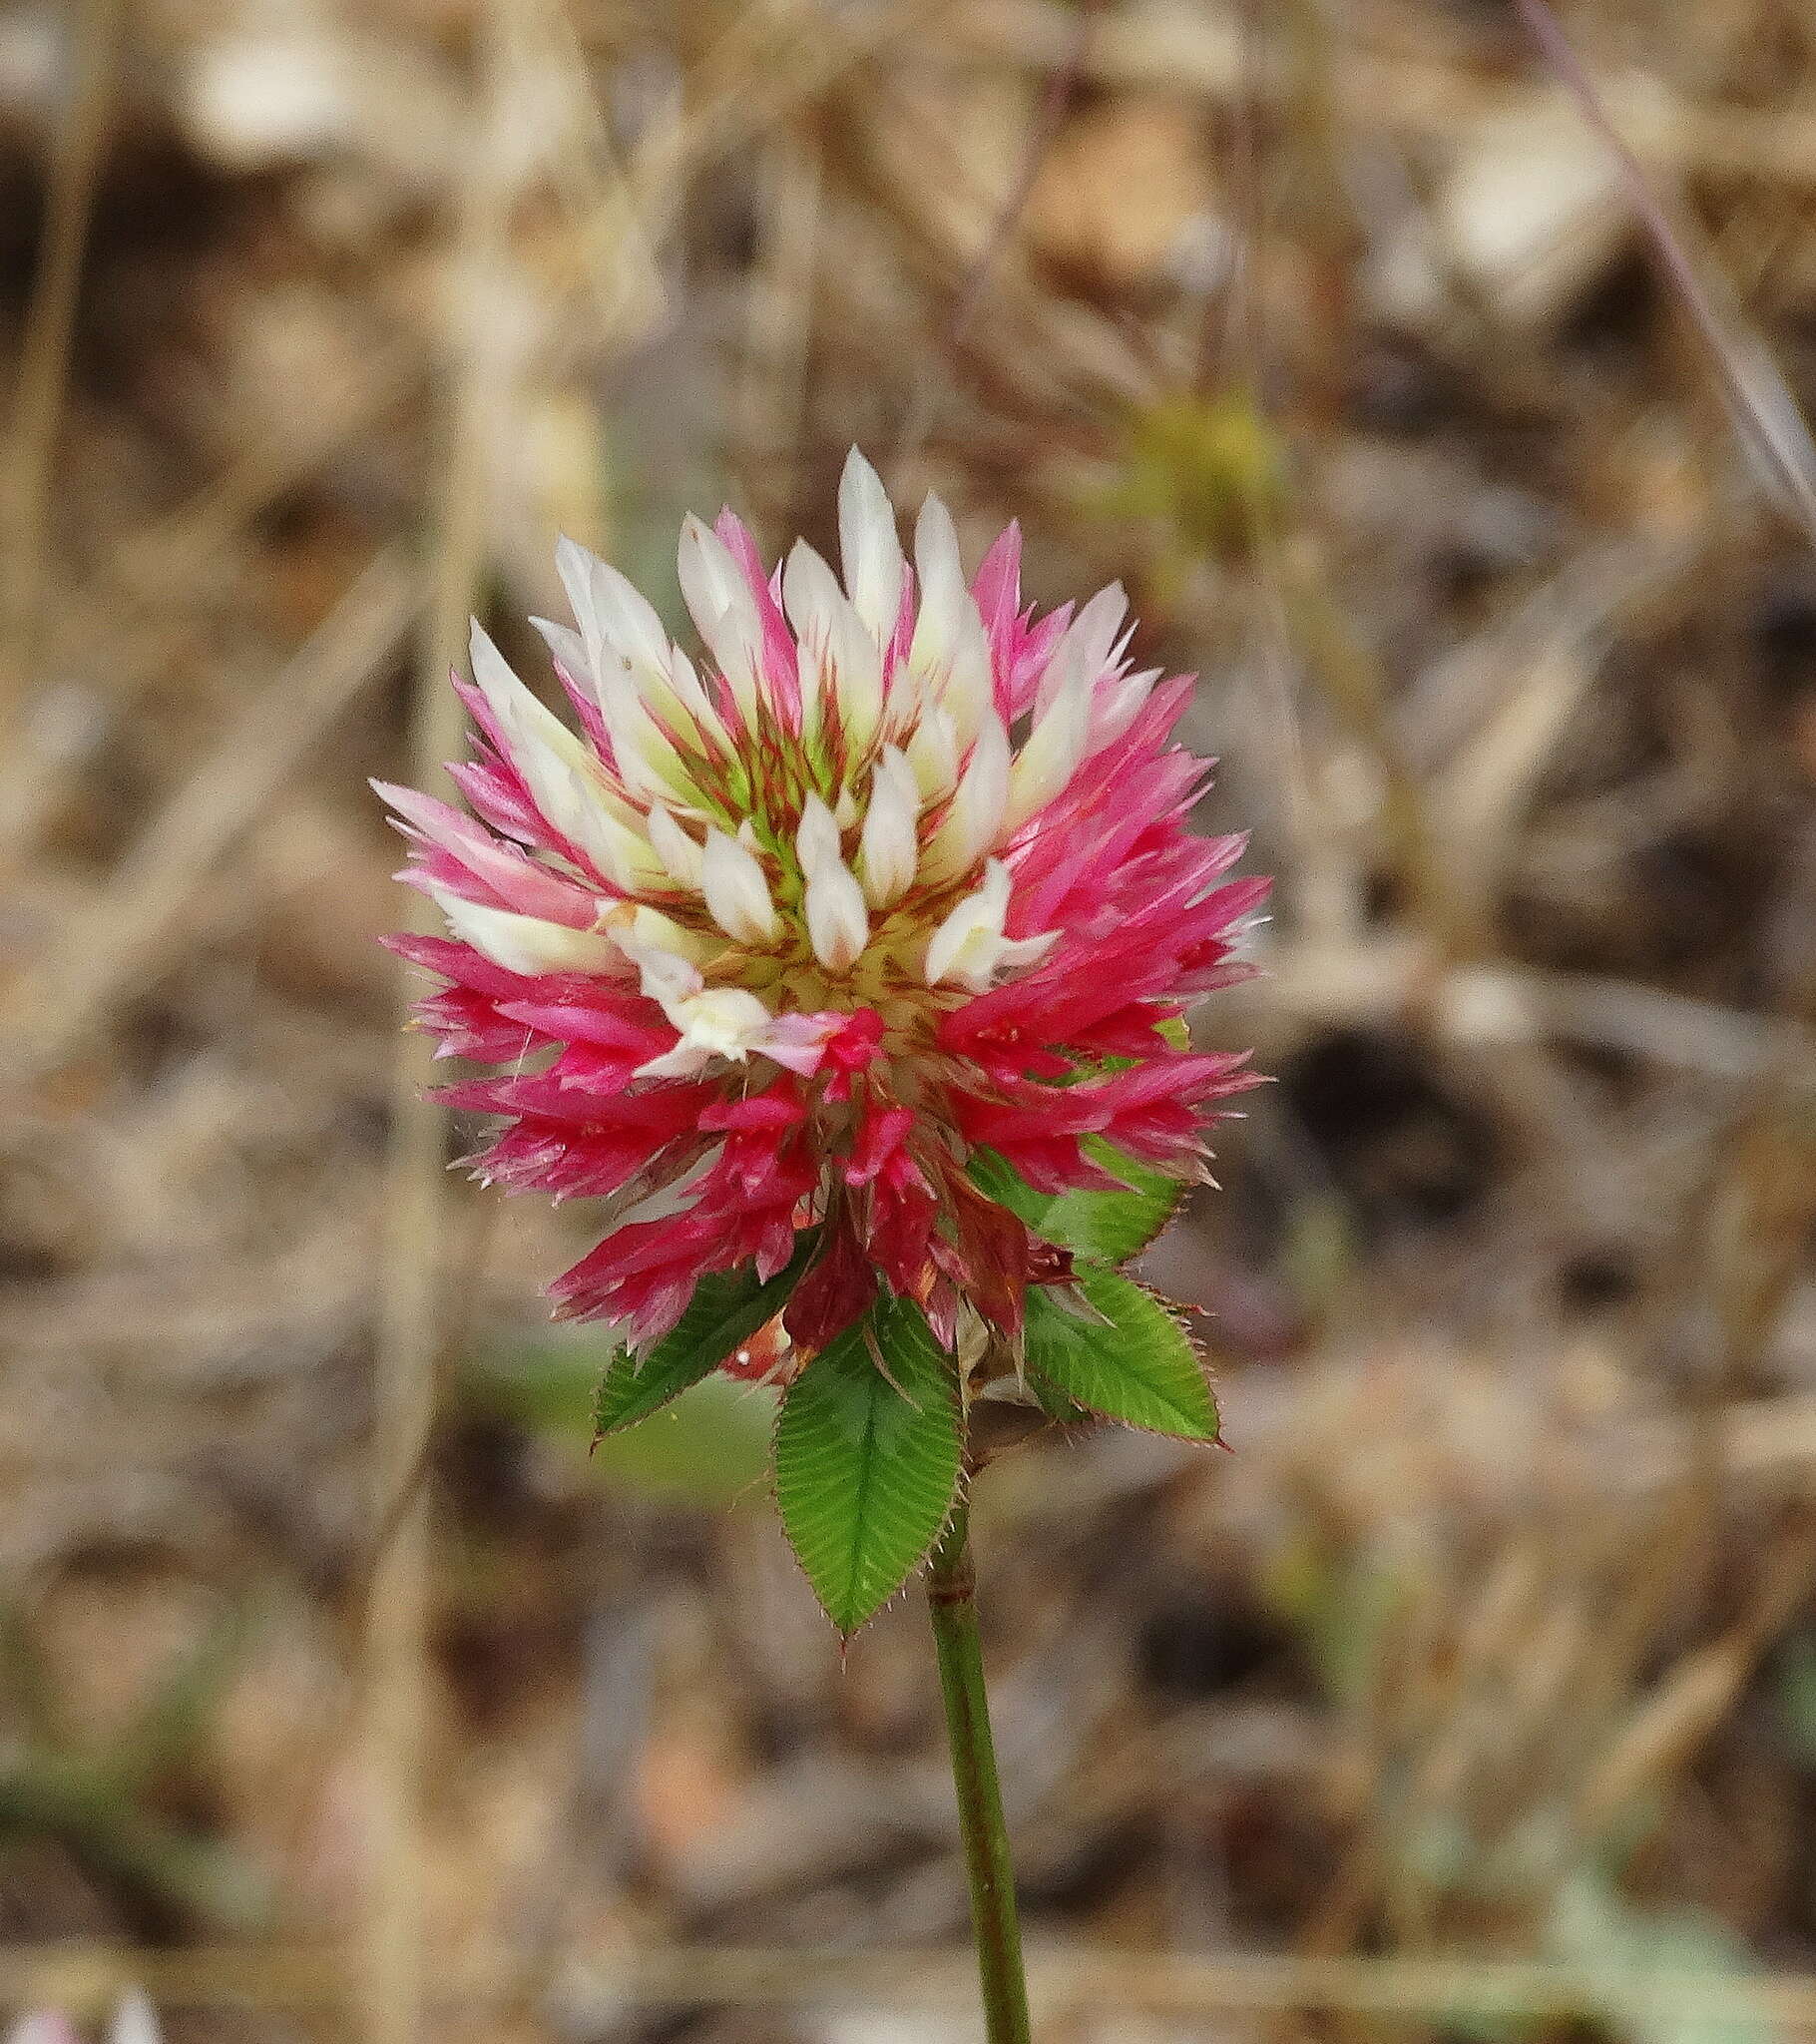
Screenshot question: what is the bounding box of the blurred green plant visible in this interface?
[1086,390,1290,595]
[1772,1631,1816,1763]
[463,1328,774,1506]
[1544,1865,1774,2044]
[0,1594,268,1931]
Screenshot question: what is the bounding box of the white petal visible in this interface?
[676,512,743,622]
[554,537,603,654]
[536,612,696,807]
[838,446,906,642]
[557,534,670,684]
[630,1041,713,1081]
[622,937,701,1007]
[795,790,842,875]
[469,620,588,778]
[468,624,663,888]
[906,496,994,744]
[664,647,722,737]
[906,703,959,798]
[781,537,840,623]
[646,803,703,886]
[804,854,871,972]
[691,987,772,1039]
[827,606,886,755]
[907,495,965,664]
[785,538,883,754]
[1003,651,1093,835]
[781,540,839,731]
[530,615,591,685]
[995,927,1061,976]
[678,515,765,721]
[551,539,727,761]
[700,827,778,943]
[920,712,1010,883]
[857,745,920,908]
[923,860,1007,989]
[1034,582,1129,717]
[432,891,625,978]
[922,858,1054,991]
[558,764,674,890]
[798,785,871,969]
[592,566,681,683]
[938,622,995,747]
[606,690,689,804]
[615,902,718,971]
[1091,665,1160,748]
[635,984,777,1077]
[898,494,972,670]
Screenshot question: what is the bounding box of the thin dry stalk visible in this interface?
[362,21,515,2044]
[0,348,417,868]
[890,0,1102,479]
[736,123,824,526]
[520,0,668,354]
[961,0,1816,192]
[623,0,948,248]
[1274,537,1486,961]
[1511,0,1816,548]
[23,1940,1816,2027]
[7,548,416,1079]
[0,0,123,724]
[1576,1517,1816,1837]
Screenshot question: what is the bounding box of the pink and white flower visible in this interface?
[380,451,1265,1356]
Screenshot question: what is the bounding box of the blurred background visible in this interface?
[6,0,1816,2040]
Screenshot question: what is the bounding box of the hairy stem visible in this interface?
[926,1503,1032,2044]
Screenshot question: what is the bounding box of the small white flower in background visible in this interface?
[3,1990,160,2044]
[107,1992,162,2044]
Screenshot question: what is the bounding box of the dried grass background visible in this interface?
[4,1,1816,2041]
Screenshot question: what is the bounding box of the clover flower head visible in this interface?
[380,451,1265,1379]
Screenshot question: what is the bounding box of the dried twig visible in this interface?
[16,1940,1816,2026]
[891,0,1102,478]
[360,19,518,2044]
[1511,0,1816,548]
[7,549,416,1079]
[0,0,124,721]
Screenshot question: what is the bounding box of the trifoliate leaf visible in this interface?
[592,1236,814,1438]
[774,1295,963,1635]
[969,1139,1186,1264]
[1023,1266,1218,1441]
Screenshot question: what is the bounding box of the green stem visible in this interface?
[926,1502,1032,2044]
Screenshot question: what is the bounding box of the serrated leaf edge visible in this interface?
[592,1237,816,1440]
[968,1141,1189,1265]
[1023,1269,1221,1445]
[770,1304,967,1640]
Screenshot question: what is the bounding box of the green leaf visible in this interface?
[592,1237,814,1438]
[969,1140,1186,1264]
[774,1296,963,1635]
[1023,1371,1094,1425]
[1024,1266,1218,1441]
